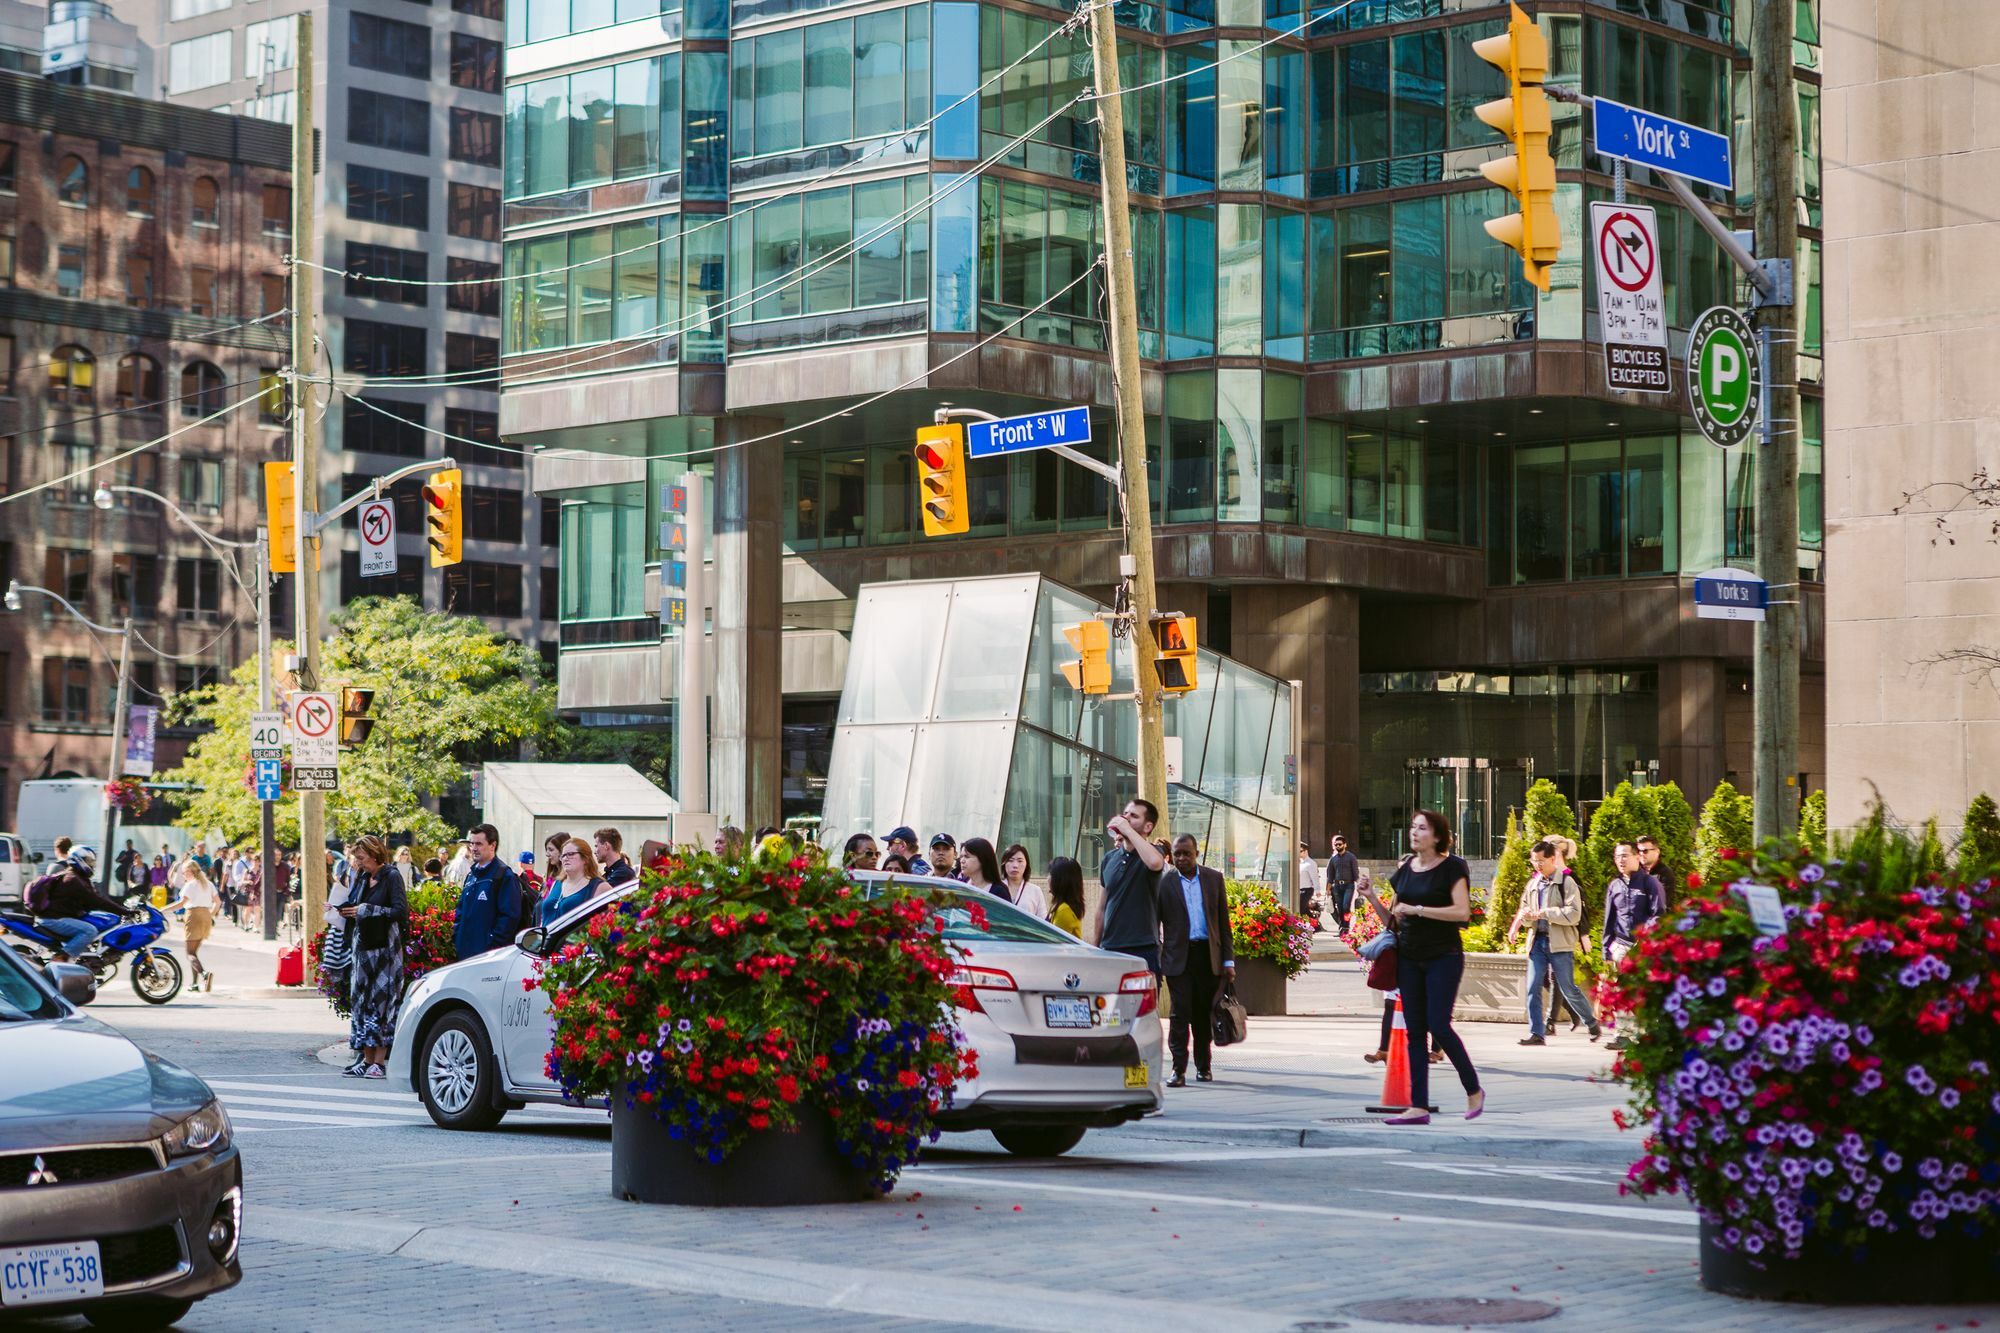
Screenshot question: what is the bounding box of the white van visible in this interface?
[0,832,27,909]
[14,778,198,881]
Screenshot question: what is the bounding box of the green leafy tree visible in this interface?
[1580,781,1648,895]
[161,597,561,848]
[1524,778,1578,841]
[1636,782,1697,883]
[1693,780,1755,888]
[1798,789,1829,857]
[1914,816,1949,881]
[1957,792,2000,872]
[1487,808,1530,951]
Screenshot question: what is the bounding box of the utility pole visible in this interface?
[1086,5,1167,820]
[289,11,327,937]
[99,620,132,895]
[677,471,709,820]
[1749,0,1800,842]
[255,529,279,940]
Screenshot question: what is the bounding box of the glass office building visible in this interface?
[505,0,1826,861]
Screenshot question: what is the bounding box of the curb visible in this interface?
[1105,1117,1641,1165]
[315,1041,353,1067]
[213,985,323,1000]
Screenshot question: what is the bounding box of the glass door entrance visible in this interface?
[1404,758,1534,860]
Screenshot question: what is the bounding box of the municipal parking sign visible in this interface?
[1687,305,1760,448]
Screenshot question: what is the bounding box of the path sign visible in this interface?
[965,407,1091,460]
[1590,202,1669,394]
[1692,567,1768,622]
[254,758,284,802]
[1687,305,1760,447]
[291,691,340,767]
[1591,95,1733,191]
[359,500,397,578]
[249,711,285,759]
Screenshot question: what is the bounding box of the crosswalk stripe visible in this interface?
[207,1078,602,1116]
[218,1093,422,1118]
[204,1079,607,1128]
[224,1107,426,1126]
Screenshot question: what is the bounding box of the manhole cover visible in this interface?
[1341,1297,1560,1326]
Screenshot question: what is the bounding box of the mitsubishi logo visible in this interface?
[26,1155,58,1186]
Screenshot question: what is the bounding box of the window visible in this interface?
[0,334,13,394]
[244,93,295,124]
[126,166,155,217]
[258,368,288,424]
[56,245,85,298]
[190,266,218,317]
[348,90,430,154]
[465,487,522,543]
[541,499,560,546]
[245,17,294,77]
[455,0,502,17]
[0,234,11,287]
[44,548,91,604]
[343,397,426,457]
[345,320,427,376]
[169,0,229,19]
[41,658,90,724]
[178,457,224,513]
[450,108,501,167]
[56,155,87,206]
[503,55,682,199]
[191,177,219,227]
[445,332,498,386]
[446,258,499,316]
[259,272,286,319]
[450,33,500,93]
[176,558,223,616]
[0,141,15,192]
[172,664,219,695]
[445,409,511,466]
[168,32,232,93]
[111,553,160,619]
[261,184,291,237]
[347,165,429,230]
[350,13,431,79]
[339,549,423,602]
[448,183,499,240]
[442,561,523,617]
[115,354,161,410]
[344,242,428,306]
[49,345,93,405]
[180,362,226,417]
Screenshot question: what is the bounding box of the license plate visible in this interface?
[0,1240,104,1307]
[1042,995,1093,1028]
[1124,1063,1150,1088]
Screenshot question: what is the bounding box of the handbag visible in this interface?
[357,913,391,952]
[1361,924,1400,990]
[1358,929,1397,961]
[1211,978,1248,1047]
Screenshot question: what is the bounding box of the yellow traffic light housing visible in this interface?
[1151,614,1198,694]
[264,461,297,574]
[339,687,376,748]
[422,467,464,567]
[914,424,969,537]
[1058,620,1111,696]
[1474,3,1559,292]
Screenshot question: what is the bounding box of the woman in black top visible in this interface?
[1359,809,1484,1124]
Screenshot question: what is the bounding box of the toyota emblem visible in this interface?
[1063,973,1081,990]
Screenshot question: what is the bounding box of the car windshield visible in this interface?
[0,947,64,1021]
[932,891,1077,944]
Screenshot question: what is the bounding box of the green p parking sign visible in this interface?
[1687,305,1760,447]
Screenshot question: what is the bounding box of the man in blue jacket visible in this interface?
[453,823,524,960]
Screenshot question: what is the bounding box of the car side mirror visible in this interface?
[516,926,548,956]
[45,962,96,1006]
[29,852,43,864]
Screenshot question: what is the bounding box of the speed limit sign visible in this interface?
[250,711,284,759]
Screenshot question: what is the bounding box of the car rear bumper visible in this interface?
[939,1092,1159,1130]
[0,1144,242,1315]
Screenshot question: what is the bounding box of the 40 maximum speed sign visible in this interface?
[1687,305,1760,448]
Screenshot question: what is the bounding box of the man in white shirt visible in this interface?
[1295,843,1325,931]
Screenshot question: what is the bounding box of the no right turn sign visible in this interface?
[1591,202,1669,395]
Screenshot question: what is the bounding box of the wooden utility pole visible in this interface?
[1749,0,1800,841]
[1086,5,1167,820]
[290,12,328,935]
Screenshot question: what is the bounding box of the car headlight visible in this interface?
[161,1100,232,1159]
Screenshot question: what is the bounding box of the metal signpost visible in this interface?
[1686,306,1761,447]
[358,499,397,578]
[1590,202,1670,393]
[1692,568,1769,623]
[1590,95,1734,190]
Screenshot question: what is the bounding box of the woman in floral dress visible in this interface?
[336,834,408,1079]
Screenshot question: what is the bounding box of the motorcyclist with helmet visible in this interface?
[29,848,131,961]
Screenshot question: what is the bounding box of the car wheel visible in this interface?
[992,1125,1087,1157]
[82,1297,196,1330]
[418,1012,504,1130]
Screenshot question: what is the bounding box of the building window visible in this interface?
[259,272,286,319]
[0,234,12,287]
[344,242,428,306]
[44,547,90,604]
[110,553,160,619]
[445,408,512,467]
[0,141,15,192]
[445,333,498,387]
[449,108,501,167]
[190,266,219,317]
[258,368,289,424]
[168,31,232,93]
[443,561,523,618]
[114,354,161,410]
[181,362,226,417]
[176,558,223,616]
[350,13,431,79]
[56,245,84,298]
[345,320,427,376]
[245,93,295,124]
[191,177,220,227]
[348,90,430,154]
[339,549,424,603]
[343,397,426,457]
[40,658,91,724]
[261,184,291,237]
[178,457,224,514]
[124,253,152,307]
[346,165,429,230]
[56,155,88,206]
[168,0,229,19]
[0,334,14,395]
[48,345,93,405]
[504,55,682,199]
[450,33,500,93]
[447,183,499,240]
[245,17,295,77]
[540,498,560,547]
[445,258,499,316]
[126,166,156,217]
[171,664,220,695]
[455,0,501,16]
[464,486,521,543]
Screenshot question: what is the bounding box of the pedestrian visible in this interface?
[1092,798,1166,975]
[393,846,417,887]
[712,825,745,858]
[452,824,525,961]
[594,827,637,886]
[420,857,445,889]
[444,839,472,886]
[1364,985,1443,1066]
[148,852,169,896]
[541,837,609,927]
[28,849,124,961]
[1600,841,1660,1049]
[1326,834,1359,936]
[1157,834,1235,1086]
[517,852,546,925]
[1045,856,1085,934]
[930,834,960,881]
[54,837,73,865]
[1635,835,1675,913]
[336,834,407,1080]
[1507,837,1600,1045]
[115,840,143,901]
[1296,842,1324,931]
[1360,810,1484,1125]
[995,843,1048,919]
[321,853,358,1042]
[956,837,1004,898]
[164,861,222,990]
[240,854,262,935]
[542,830,572,888]
[880,852,911,874]
[883,827,930,875]
[190,841,214,878]
[223,849,248,924]
[843,832,880,870]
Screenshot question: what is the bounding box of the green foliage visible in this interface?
[1487,809,1531,953]
[160,597,561,849]
[1914,816,1949,880]
[1580,782,1648,897]
[1524,778,1577,841]
[1693,780,1755,887]
[1798,789,1828,857]
[1958,792,2000,872]
[1636,782,1697,882]
[1225,879,1314,977]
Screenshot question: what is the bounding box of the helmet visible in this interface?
[68,846,99,873]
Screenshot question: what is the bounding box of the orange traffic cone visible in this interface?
[1366,993,1438,1114]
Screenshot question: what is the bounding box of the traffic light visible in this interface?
[264,461,296,574]
[1058,620,1111,695]
[339,687,376,748]
[422,467,463,567]
[1151,614,1198,694]
[914,424,969,537]
[1474,3,1559,292]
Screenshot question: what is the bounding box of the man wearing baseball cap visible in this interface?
[884,827,930,875]
[930,833,961,881]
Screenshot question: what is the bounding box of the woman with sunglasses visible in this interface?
[539,838,608,928]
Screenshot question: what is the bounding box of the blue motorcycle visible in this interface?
[0,903,184,1003]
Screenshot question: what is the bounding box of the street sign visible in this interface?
[249,711,285,758]
[1687,305,1760,447]
[291,691,340,767]
[1590,202,1670,394]
[1692,567,1768,622]
[964,407,1091,460]
[358,499,397,578]
[1591,95,1733,191]
[123,705,157,777]
[291,767,339,792]
[254,758,284,801]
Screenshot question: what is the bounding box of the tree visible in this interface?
[1693,780,1755,888]
[1488,808,1530,950]
[1959,792,2000,872]
[1636,782,1697,882]
[1798,789,1828,857]
[1524,778,1577,841]
[1580,781,1648,895]
[161,597,561,849]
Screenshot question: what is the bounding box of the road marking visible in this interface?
[1354,1188,1700,1226]
[208,1078,603,1118]
[1393,1158,1624,1185]
[229,1108,426,1127]
[220,1094,428,1118]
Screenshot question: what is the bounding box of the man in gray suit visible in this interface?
[1156,834,1235,1087]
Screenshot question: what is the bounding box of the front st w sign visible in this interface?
[1687,305,1760,448]
[1590,202,1669,394]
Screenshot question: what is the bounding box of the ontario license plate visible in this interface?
[1124,1063,1150,1088]
[1043,995,1093,1028]
[0,1240,104,1307]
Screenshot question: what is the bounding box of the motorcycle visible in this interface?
[0,904,184,1003]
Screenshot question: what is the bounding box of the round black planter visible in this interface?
[608,1100,875,1207]
[1698,1219,2000,1303]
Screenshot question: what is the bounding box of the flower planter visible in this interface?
[1233,958,1289,1015]
[1698,1220,2000,1303]
[1452,951,1527,1024]
[610,1101,874,1207]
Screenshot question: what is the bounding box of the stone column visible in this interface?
[1658,657,1727,803]
[710,418,785,831]
[1232,585,1361,851]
